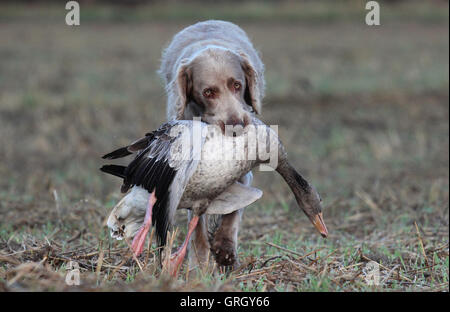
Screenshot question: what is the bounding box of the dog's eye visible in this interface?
[233,81,241,91]
[203,88,213,98]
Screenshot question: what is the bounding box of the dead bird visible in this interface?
[100,117,328,276]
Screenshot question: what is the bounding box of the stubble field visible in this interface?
[0,2,448,291]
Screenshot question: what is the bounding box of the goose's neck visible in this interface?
[276,159,310,200]
[276,158,328,238]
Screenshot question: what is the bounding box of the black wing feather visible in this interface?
[100,164,126,179]
[101,133,155,160]
[102,147,132,160]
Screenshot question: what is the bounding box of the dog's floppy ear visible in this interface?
[239,52,262,114]
[172,59,192,119]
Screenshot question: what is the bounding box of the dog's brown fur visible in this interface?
[159,20,265,269]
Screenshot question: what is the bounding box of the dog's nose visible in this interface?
[223,115,248,137]
[225,115,245,128]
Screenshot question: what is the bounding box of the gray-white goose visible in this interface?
[101,117,328,275]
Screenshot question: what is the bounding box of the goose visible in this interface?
[100,117,328,276]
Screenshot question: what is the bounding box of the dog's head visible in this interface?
[172,47,261,135]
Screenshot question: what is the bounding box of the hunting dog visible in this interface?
[158,20,265,269]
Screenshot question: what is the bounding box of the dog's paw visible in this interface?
[210,235,239,268]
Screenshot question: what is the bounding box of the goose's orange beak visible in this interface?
[312,212,328,238]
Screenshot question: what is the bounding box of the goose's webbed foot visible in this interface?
[167,215,199,277]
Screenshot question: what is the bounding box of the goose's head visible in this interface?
[295,184,328,238]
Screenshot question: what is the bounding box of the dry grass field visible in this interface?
[0,1,448,291]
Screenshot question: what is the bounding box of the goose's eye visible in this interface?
[233,81,242,91]
[203,88,213,98]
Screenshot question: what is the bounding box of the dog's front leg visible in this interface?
[210,171,253,269]
[210,209,243,269]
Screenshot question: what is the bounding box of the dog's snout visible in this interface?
[225,115,245,128]
[221,114,251,137]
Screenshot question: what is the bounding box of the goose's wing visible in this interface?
[101,123,170,160]
[101,120,206,246]
[205,182,263,215]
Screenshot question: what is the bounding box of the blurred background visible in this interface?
[0,0,448,291]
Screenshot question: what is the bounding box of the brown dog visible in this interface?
[158,20,265,269]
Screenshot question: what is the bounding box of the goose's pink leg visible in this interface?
[168,215,199,276]
[131,190,157,256]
